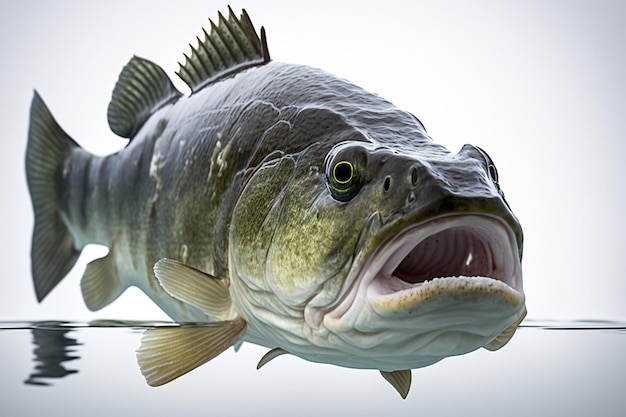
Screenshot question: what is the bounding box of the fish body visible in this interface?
[26,8,525,398]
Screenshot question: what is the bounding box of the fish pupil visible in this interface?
[334,161,353,184]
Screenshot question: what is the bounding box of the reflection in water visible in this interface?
[9,320,165,387]
[9,319,626,389]
[1,320,624,416]
[23,323,81,386]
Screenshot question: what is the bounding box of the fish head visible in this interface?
[229,105,524,371]
[319,139,525,368]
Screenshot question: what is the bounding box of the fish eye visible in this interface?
[488,163,498,184]
[475,146,500,188]
[325,146,365,202]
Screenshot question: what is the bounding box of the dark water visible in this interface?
[2,320,625,416]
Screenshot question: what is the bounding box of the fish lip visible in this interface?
[326,213,524,321]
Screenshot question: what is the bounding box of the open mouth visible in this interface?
[320,213,525,369]
[365,214,523,299]
[324,214,523,324]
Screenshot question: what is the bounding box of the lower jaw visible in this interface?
[368,275,525,316]
[315,277,525,371]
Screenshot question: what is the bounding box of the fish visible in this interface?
[25,7,525,398]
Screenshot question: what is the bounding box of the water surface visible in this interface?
[2,320,624,416]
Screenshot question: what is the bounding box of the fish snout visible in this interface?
[379,162,422,206]
[364,150,432,210]
[364,147,523,259]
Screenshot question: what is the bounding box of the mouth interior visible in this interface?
[378,216,519,291]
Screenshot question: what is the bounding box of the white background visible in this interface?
[2,2,626,416]
[2,0,625,323]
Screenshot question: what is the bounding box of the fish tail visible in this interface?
[26,91,81,301]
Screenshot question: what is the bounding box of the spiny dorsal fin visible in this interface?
[107,56,182,138]
[177,6,271,94]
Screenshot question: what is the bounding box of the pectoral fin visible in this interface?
[256,347,288,370]
[380,369,412,399]
[153,258,232,320]
[484,307,527,351]
[137,318,246,386]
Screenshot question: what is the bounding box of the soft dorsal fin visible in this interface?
[177,6,271,94]
[107,56,182,138]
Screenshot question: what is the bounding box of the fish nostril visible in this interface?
[383,176,391,193]
[410,166,418,187]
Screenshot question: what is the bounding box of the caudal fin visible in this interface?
[26,91,80,301]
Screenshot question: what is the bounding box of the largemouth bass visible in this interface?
[26,7,525,398]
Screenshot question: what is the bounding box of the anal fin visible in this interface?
[137,319,246,386]
[81,249,125,311]
[380,370,412,399]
